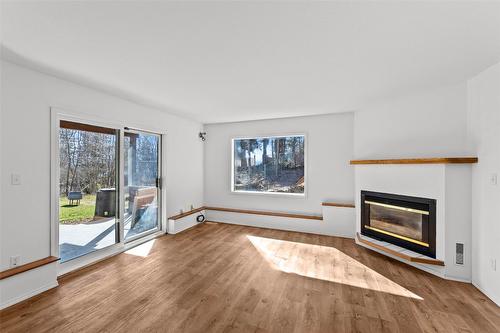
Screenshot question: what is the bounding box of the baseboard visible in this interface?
[0,280,59,310]
[205,219,355,240]
[472,282,500,307]
[444,275,472,283]
[205,209,355,238]
[205,206,355,239]
[168,210,205,234]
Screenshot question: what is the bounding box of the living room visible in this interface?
[0,1,499,332]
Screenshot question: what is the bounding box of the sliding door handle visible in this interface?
[156,177,162,189]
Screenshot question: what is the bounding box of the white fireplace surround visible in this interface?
[354,163,472,282]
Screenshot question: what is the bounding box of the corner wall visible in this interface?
[354,82,470,159]
[467,62,500,305]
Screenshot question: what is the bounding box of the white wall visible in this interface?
[0,262,58,309]
[467,62,500,305]
[0,51,3,305]
[354,83,470,159]
[204,113,354,216]
[0,60,204,271]
[444,165,472,281]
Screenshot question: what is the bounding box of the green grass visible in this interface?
[59,194,96,224]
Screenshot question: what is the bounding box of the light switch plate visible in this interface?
[490,173,498,186]
[10,256,20,267]
[11,174,21,185]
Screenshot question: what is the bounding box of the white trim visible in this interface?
[50,106,168,136]
[231,133,307,141]
[168,210,205,234]
[161,131,168,234]
[472,282,500,307]
[50,109,60,258]
[230,133,307,197]
[443,275,472,283]
[119,129,126,243]
[58,230,164,276]
[205,213,338,237]
[230,190,306,198]
[51,108,122,262]
[0,281,59,310]
[51,107,124,131]
[124,227,160,244]
[50,106,167,275]
[123,128,163,243]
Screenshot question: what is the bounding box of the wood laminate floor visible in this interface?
[1,222,499,332]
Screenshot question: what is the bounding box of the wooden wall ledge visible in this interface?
[322,202,355,208]
[204,206,323,220]
[168,207,205,220]
[356,233,444,266]
[0,256,59,280]
[170,202,351,222]
[350,157,478,165]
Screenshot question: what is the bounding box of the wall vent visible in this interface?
[455,243,464,265]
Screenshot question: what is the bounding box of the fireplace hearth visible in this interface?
[361,191,436,258]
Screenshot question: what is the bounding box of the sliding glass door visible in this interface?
[58,121,119,262]
[56,116,163,264]
[123,129,162,241]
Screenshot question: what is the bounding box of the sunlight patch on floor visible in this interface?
[125,239,156,257]
[247,235,423,300]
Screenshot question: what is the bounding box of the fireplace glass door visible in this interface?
[367,201,428,247]
[361,191,436,258]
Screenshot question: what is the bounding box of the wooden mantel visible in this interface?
[350,157,478,165]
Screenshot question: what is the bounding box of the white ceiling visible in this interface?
[2,1,500,123]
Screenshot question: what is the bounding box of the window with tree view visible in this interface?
[232,135,305,195]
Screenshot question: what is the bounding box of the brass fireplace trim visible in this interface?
[364,225,430,247]
[365,200,429,215]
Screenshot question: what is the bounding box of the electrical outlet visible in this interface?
[10,256,20,267]
[490,173,498,186]
[491,259,497,271]
[11,174,21,185]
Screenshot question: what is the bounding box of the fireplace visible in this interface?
[361,191,436,258]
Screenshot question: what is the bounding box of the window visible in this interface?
[232,135,305,195]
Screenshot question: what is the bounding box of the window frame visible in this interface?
[230,133,307,197]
